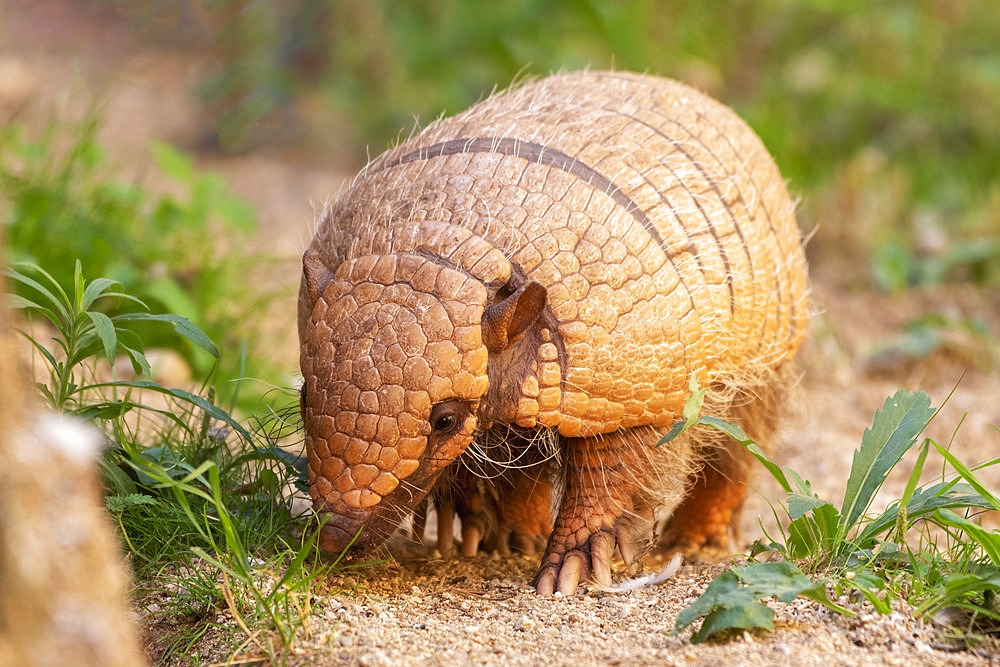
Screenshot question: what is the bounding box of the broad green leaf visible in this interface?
[787,501,840,558]
[853,482,993,548]
[114,312,219,358]
[676,561,849,643]
[785,468,815,496]
[840,390,935,532]
[738,562,838,606]
[692,589,775,642]
[675,569,741,631]
[85,311,117,365]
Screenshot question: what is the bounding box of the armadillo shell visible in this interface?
[306,71,808,437]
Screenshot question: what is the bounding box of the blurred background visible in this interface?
[1,0,998,491]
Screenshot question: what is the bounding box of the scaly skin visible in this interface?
[299,71,809,593]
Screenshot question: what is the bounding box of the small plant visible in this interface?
[0,115,279,406]
[667,384,1000,645]
[6,260,217,411]
[7,260,345,662]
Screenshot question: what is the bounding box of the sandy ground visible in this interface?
[3,3,999,665]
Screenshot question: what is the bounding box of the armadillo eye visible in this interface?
[433,414,457,433]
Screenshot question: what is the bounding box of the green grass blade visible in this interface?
[853,482,993,547]
[931,440,1000,511]
[81,380,253,443]
[934,509,1000,565]
[840,390,935,533]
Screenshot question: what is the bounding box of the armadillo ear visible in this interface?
[302,249,333,304]
[482,281,547,352]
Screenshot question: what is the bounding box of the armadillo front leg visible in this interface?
[535,430,653,595]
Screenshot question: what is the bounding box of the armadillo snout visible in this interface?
[301,255,493,552]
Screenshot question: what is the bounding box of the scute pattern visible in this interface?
[299,70,809,586]
[301,253,490,527]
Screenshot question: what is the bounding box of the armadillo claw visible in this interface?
[589,531,615,587]
[533,529,621,595]
[616,524,636,567]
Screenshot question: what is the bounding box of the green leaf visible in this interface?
[853,482,992,549]
[85,311,118,365]
[786,501,840,558]
[114,312,219,358]
[81,380,252,443]
[676,562,850,643]
[4,264,71,323]
[787,494,835,521]
[675,569,741,631]
[840,390,935,532]
[934,509,1000,566]
[80,277,121,311]
[657,375,708,446]
[698,415,751,442]
[120,344,152,378]
[7,293,62,329]
[105,493,159,513]
[692,589,775,642]
[931,440,1000,512]
[151,140,193,182]
[682,374,707,424]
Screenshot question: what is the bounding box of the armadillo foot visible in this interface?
[534,523,635,595]
[533,432,646,595]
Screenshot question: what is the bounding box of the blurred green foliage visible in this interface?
[0,115,276,405]
[174,0,999,286]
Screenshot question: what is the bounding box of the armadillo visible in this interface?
[298,70,808,594]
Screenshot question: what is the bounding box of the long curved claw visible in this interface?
[557,552,588,595]
[590,532,615,587]
[535,568,556,596]
[616,524,636,567]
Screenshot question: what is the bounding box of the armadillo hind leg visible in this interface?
[659,367,792,558]
[659,465,747,557]
[535,426,688,596]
